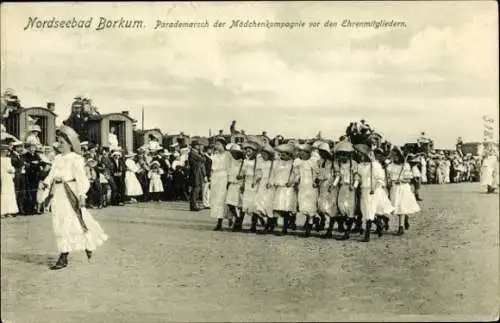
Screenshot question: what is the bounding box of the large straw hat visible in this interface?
[242,140,260,151]
[353,144,371,156]
[318,142,331,153]
[111,151,122,157]
[261,144,275,155]
[213,136,226,146]
[334,140,354,153]
[29,125,41,133]
[297,143,312,153]
[390,145,405,159]
[228,143,244,159]
[151,160,161,167]
[56,125,82,154]
[275,143,295,154]
[125,152,136,158]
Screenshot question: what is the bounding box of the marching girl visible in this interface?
[210,137,231,231]
[386,146,421,235]
[331,140,358,240]
[316,142,336,238]
[41,125,108,270]
[148,161,164,202]
[373,148,394,236]
[1,143,19,217]
[254,144,277,233]
[124,153,143,203]
[240,140,261,233]
[295,144,320,237]
[271,143,297,235]
[225,144,245,231]
[480,147,499,194]
[353,144,388,242]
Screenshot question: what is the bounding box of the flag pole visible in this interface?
[142,107,145,132]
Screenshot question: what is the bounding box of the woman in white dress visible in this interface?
[271,143,297,235]
[210,137,230,231]
[295,143,320,237]
[481,148,499,193]
[386,146,421,235]
[148,160,164,202]
[225,144,245,231]
[240,140,261,232]
[1,144,19,217]
[353,144,388,242]
[41,125,108,270]
[124,153,143,203]
[253,144,276,233]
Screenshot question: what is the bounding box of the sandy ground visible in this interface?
[1,183,499,322]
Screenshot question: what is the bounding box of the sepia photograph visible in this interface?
[1,1,499,322]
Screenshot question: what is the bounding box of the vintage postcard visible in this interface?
[1,1,499,322]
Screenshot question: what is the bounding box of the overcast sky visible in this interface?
[2,2,498,148]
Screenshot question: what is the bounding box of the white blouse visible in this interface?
[43,152,90,198]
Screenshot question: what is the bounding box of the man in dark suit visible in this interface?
[10,141,26,215]
[187,141,206,211]
[202,145,213,209]
[23,143,42,215]
[109,151,125,206]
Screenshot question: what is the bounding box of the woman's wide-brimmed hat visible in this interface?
[318,142,331,155]
[275,143,295,155]
[56,125,82,154]
[228,143,244,159]
[334,140,354,153]
[151,160,161,167]
[390,145,405,159]
[214,136,226,146]
[29,125,41,133]
[297,143,312,153]
[312,141,323,149]
[261,144,275,155]
[353,144,372,156]
[111,151,122,157]
[242,140,260,151]
[125,152,136,158]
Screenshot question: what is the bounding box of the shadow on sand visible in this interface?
[3,252,56,267]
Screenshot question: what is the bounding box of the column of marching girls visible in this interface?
[209,130,425,242]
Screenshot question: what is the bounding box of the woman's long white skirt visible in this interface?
[51,183,108,252]
[360,188,378,222]
[336,185,356,218]
[390,183,421,215]
[317,184,336,217]
[254,184,275,217]
[242,181,258,213]
[273,186,296,212]
[125,171,143,197]
[1,175,18,215]
[375,187,394,215]
[225,183,242,207]
[210,172,228,219]
[297,186,318,216]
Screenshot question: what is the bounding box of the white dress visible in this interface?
[254,157,275,217]
[356,161,388,222]
[481,155,499,189]
[125,158,143,197]
[1,156,19,215]
[225,157,243,207]
[297,158,319,216]
[241,158,258,214]
[108,133,119,150]
[272,159,297,212]
[42,152,108,252]
[386,163,421,215]
[148,169,164,193]
[210,152,230,219]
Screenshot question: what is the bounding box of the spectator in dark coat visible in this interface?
[187,141,206,211]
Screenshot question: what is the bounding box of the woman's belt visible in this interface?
[54,179,76,184]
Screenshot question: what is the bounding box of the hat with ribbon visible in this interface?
[275,143,295,154]
[56,125,82,154]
